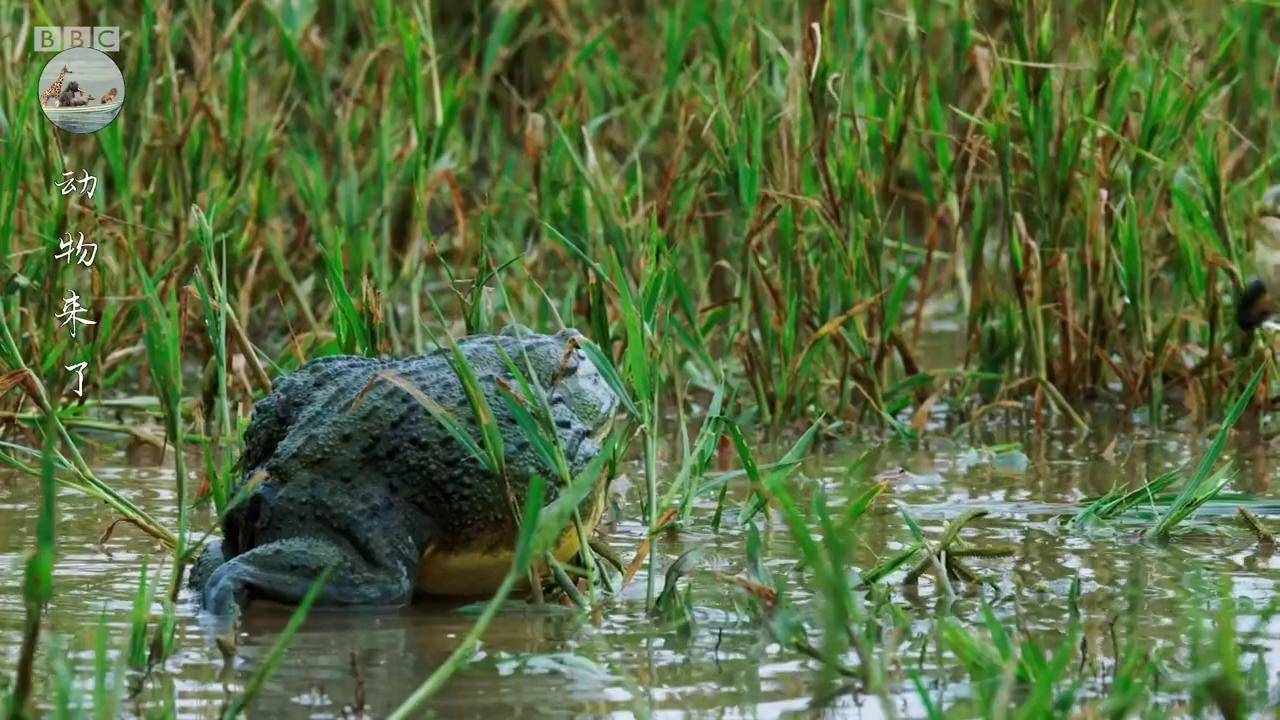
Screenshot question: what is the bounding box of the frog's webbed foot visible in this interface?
[199,537,415,619]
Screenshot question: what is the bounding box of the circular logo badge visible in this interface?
[39,48,124,134]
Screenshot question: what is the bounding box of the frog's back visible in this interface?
[193,327,621,615]
[239,355,380,475]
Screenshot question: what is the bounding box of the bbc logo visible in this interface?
[34,27,120,53]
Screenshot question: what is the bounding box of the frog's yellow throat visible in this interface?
[415,487,607,596]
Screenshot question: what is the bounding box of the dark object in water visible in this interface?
[188,326,621,619]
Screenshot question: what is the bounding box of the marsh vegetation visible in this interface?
[3,0,1280,716]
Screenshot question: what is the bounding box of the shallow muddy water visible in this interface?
[3,417,1280,717]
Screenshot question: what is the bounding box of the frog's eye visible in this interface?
[554,328,584,343]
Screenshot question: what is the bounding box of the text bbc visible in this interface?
[34,27,120,53]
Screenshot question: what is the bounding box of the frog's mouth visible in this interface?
[591,411,616,444]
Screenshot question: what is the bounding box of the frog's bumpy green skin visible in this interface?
[189,327,619,617]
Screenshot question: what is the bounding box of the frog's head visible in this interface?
[1239,185,1280,331]
[500,326,621,462]
[550,328,620,444]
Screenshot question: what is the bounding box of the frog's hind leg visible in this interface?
[200,536,414,617]
[188,538,227,594]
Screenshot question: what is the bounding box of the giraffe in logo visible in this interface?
[41,64,73,107]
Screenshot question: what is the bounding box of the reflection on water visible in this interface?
[2,418,1279,717]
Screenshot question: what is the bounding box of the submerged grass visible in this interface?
[1150,365,1264,537]
[4,410,55,720]
[723,425,1279,717]
[1072,363,1265,536]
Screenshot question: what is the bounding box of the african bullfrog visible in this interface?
[189,326,620,616]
